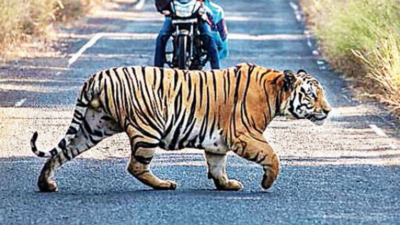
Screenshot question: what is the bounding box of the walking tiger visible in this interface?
[31,62,331,192]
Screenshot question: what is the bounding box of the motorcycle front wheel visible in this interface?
[177,35,189,70]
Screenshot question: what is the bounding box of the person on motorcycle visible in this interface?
[154,0,221,69]
[203,0,229,60]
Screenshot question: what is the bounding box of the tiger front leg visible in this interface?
[127,147,176,190]
[231,132,280,190]
[205,152,243,191]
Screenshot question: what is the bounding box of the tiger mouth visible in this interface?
[307,114,327,124]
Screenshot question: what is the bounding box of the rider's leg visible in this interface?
[154,17,173,67]
[198,20,220,69]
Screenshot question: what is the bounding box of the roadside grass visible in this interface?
[0,0,98,61]
[300,0,400,116]
[353,34,400,114]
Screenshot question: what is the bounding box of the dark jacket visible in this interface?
[155,0,172,12]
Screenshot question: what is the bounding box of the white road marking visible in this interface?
[68,33,104,67]
[14,98,26,107]
[289,1,298,10]
[106,33,306,41]
[289,1,302,22]
[108,32,306,41]
[230,33,305,40]
[369,124,397,149]
[303,30,314,48]
[307,39,313,48]
[111,33,306,41]
[312,50,320,56]
[65,31,307,50]
[134,0,146,10]
[369,124,387,137]
[67,31,307,67]
[104,33,157,40]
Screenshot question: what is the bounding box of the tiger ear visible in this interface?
[283,70,297,92]
[297,69,307,74]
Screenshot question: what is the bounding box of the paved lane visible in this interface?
[0,0,399,224]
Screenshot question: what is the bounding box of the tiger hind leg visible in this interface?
[126,132,176,190]
[36,106,122,192]
[231,132,280,190]
[205,152,243,191]
[127,147,176,190]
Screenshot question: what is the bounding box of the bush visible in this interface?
[353,34,400,113]
[316,1,399,56]
[301,0,400,115]
[0,1,25,47]
[0,0,84,52]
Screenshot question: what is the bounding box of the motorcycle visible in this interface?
[162,0,210,70]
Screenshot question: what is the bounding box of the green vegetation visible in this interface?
[301,0,400,115]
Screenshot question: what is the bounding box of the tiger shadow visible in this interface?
[2,156,399,197]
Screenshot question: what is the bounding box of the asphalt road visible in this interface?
[0,0,399,224]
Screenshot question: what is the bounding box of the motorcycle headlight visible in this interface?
[173,0,198,18]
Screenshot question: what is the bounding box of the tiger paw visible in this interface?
[215,179,243,191]
[153,180,177,190]
[38,179,58,192]
[261,171,277,190]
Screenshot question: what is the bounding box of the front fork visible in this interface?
[172,24,195,68]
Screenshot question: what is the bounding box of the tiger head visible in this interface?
[280,69,331,125]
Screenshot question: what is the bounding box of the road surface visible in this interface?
[0,0,399,224]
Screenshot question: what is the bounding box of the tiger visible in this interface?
[30,62,331,192]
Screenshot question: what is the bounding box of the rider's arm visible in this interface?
[155,0,172,13]
[215,9,228,41]
[216,18,228,41]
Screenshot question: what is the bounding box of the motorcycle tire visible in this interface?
[177,36,189,70]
